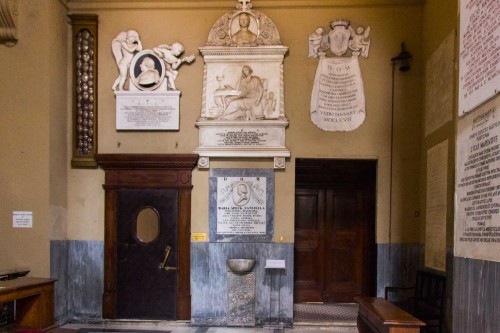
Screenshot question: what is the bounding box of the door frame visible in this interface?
[294,158,377,302]
[97,154,198,320]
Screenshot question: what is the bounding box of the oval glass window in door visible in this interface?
[136,207,159,244]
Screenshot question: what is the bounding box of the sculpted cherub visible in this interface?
[153,42,195,90]
[308,27,325,58]
[111,30,143,91]
[348,25,371,58]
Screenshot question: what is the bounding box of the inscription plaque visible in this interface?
[217,176,266,235]
[311,56,366,131]
[459,0,499,115]
[209,168,274,242]
[455,99,500,261]
[115,91,180,130]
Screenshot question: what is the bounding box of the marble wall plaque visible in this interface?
[209,168,274,242]
[115,91,180,130]
[425,140,448,271]
[459,0,500,115]
[310,56,366,131]
[455,96,500,261]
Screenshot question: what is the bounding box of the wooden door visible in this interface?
[294,159,376,303]
[97,154,198,320]
[116,189,178,319]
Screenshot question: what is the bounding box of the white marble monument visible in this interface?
[111,30,194,130]
[308,20,371,132]
[194,0,290,169]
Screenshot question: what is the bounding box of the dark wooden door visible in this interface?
[294,159,376,303]
[116,188,178,319]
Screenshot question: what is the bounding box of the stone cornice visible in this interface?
[66,0,423,12]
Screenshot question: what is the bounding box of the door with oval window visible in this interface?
[116,188,178,319]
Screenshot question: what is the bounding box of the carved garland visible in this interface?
[69,15,99,168]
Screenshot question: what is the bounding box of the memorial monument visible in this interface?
[111,30,194,130]
[308,19,371,132]
[194,0,290,169]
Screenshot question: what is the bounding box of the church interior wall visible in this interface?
[4,1,498,331]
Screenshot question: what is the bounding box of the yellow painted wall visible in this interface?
[1,1,428,275]
[0,0,68,276]
[420,0,458,249]
[65,2,424,244]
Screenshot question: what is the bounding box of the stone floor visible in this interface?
[1,303,359,333]
[47,321,359,333]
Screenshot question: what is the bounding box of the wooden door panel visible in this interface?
[323,189,364,302]
[294,188,324,302]
[116,188,178,319]
[294,159,376,304]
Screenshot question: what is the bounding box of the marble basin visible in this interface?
[227,259,256,274]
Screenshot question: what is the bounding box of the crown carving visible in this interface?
[330,19,350,27]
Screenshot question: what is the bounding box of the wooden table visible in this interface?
[354,296,426,333]
[0,277,57,330]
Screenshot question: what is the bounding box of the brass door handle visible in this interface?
[159,245,177,271]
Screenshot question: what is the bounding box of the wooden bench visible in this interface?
[355,296,426,333]
[384,270,446,333]
[0,277,57,331]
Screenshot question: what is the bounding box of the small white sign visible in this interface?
[265,259,286,269]
[13,211,33,228]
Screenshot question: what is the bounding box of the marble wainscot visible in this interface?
[195,0,290,169]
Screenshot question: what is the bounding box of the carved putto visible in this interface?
[308,19,371,59]
[206,0,281,47]
[111,30,194,91]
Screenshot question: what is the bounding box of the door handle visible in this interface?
[159,245,177,271]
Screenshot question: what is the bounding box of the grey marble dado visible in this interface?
[376,243,424,298]
[51,240,104,324]
[191,242,293,327]
[453,256,500,333]
[51,240,69,325]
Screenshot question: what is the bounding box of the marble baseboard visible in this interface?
[51,240,104,324]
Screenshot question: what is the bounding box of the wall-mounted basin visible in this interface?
[227,259,256,274]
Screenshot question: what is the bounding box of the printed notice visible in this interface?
[455,98,500,261]
[458,0,500,115]
[310,56,366,132]
[13,211,33,228]
[216,176,267,235]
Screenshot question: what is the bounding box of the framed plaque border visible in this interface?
[208,168,274,242]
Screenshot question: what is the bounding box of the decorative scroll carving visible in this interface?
[0,0,18,47]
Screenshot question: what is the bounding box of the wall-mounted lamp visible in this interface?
[391,42,413,72]
[388,42,412,259]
